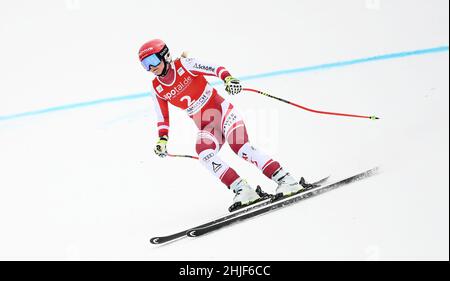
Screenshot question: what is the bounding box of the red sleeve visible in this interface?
[180,58,232,81]
[151,92,170,138]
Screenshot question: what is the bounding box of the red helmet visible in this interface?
[138,39,172,73]
[139,39,167,61]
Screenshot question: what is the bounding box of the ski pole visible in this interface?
[243,88,379,120]
[167,153,198,160]
[166,87,379,159]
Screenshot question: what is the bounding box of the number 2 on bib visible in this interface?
[180,96,196,107]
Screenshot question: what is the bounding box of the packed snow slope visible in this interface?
[0,0,448,260]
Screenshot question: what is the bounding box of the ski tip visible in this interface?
[150,237,161,244]
[351,167,380,182]
[367,166,381,175]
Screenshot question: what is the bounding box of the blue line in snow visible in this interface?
[0,93,150,122]
[0,45,448,122]
[237,46,449,81]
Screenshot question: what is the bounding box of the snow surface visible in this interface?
[0,0,448,260]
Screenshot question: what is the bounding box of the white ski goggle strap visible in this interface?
[141,54,162,70]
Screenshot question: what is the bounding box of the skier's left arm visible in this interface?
[150,90,170,158]
[180,58,243,95]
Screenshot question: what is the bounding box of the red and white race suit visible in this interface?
[150,58,281,187]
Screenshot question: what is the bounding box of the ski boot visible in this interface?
[228,179,269,212]
[271,168,319,202]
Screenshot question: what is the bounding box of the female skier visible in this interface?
[139,39,307,211]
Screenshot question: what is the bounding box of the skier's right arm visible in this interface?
[151,92,170,158]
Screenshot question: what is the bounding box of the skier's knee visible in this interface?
[229,141,247,155]
[196,130,220,155]
[227,126,249,154]
[196,141,217,156]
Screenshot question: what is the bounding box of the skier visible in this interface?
[139,39,308,211]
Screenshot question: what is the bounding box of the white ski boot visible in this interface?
[229,179,261,212]
[272,168,304,197]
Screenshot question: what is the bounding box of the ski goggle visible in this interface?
[141,54,162,71]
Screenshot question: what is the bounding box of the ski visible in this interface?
[149,176,329,245]
[186,167,378,238]
[149,197,272,245]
